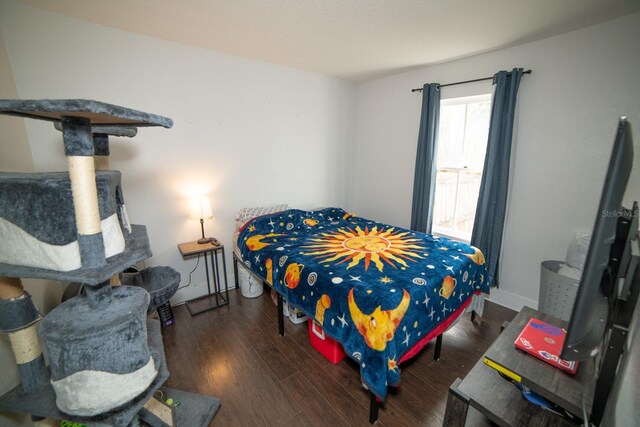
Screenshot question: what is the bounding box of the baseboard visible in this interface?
[486,288,538,313]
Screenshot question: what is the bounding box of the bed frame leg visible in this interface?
[470,310,476,323]
[434,333,443,361]
[277,292,285,337]
[232,254,239,291]
[369,392,379,424]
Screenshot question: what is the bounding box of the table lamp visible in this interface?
[189,196,214,244]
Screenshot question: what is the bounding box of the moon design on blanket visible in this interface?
[462,247,485,265]
[348,288,410,351]
[315,294,331,325]
[245,233,285,251]
[284,263,304,289]
[303,226,424,272]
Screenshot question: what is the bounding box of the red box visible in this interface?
[515,317,579,375]
[308,320,346,364]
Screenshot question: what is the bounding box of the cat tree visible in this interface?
[0,99,220,426]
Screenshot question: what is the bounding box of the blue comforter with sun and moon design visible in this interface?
[238,207,490,400]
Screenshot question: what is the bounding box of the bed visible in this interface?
[235,207,491,420]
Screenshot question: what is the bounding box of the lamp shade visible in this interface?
[189,196,213,220]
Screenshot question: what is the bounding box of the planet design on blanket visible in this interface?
[304,218,320,226]
[439,276,457,299]
[303,226,424,272]
[284,262,305,289]
[348,288,410,351]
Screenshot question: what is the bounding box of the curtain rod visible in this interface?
[411,69,532,92]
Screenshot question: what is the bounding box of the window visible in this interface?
[433,94,492,242]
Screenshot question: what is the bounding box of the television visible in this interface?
[560,117,640,425]
[561,117,635,360]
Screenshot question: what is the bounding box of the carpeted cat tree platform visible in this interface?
[0,99,220,426]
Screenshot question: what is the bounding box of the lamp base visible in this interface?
[197,237,211,245]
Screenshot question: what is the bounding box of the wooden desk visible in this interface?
[444,306,595,426]
[178,240,229,315]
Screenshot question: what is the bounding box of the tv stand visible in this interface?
[443,306,595,426]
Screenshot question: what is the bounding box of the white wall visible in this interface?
[354,13,640,310]
[0,30,32,172]
[0,1,356,306]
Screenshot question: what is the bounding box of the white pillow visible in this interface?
[234,204,288,231]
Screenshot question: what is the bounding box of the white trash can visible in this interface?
[238,262,264,298]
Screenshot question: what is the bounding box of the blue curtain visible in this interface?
[470,68,523,288]
[410,83,441,233]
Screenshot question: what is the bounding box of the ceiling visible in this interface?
[18,0,640,82]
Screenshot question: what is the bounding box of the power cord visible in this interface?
[176,254,200,291]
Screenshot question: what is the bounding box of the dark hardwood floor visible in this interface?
[162,288,516,427]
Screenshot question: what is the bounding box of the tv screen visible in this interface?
[561,117,634,361]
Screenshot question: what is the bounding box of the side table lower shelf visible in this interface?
[445,371,577,427]
[185,292,229,315]
[178,240,229,315]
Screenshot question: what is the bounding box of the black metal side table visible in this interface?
[177,240,229,315]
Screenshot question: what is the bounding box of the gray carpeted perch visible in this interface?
[39,284,158,416]
[121,266,181,311]
[54,121,139,138]
[0,224,152,286]
[0,171,128,272]
[150,387,221,427]
[0,99,173,128]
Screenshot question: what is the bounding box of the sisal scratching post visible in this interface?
[0,276,47,392]
[62,116,106,268]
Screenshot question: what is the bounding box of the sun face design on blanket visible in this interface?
[303,226,424,272]
[238,207,491,401]
[348,288,410,351]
